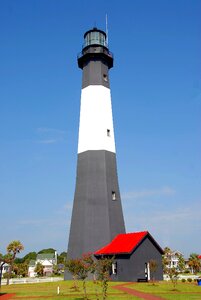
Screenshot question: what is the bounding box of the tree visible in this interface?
[149,259,158,283]
[167,267,179,290]
[66,254,95,299]
[0,253,12,288]
[16,252,37,264]
[13,262,28,277]
[188,253,201,274]
[38,248,55,254]
[53,264,61,276]
[34,262,44,277]
[76,254,94,299]
[177,254,185,273]
[6,240,24,285]
[87,257,100,300]
[14,258,23,264]
[57,252,67,264]
[96,257,114,300]
[66,254,113,300]
[162,247,172,273]
[66,258,81,291]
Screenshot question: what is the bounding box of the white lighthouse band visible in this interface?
[78,85,116,154]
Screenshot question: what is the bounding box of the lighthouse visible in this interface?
[67,28,125,261]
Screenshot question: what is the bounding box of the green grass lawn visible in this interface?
[1,280,201,300]
[0,280,139,299]
[129,281,201,300]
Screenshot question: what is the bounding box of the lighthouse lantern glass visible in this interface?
[84,31,107,48]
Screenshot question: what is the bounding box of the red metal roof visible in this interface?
[94,231,148,255]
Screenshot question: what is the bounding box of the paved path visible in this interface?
[113,283,165,300]
[0,294,15,300]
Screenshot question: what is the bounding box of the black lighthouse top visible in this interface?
[78,27,113,69]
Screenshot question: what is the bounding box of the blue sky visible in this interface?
[0,0,200,258]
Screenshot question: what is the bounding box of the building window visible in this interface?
[112,191,116,200]
[103,74,108,82]
[107,129,111,137]
[112,262,117,274]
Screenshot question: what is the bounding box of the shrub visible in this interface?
[187,278,192,283]
[2,272,16,279]
[96,257,114,300]
[167,268,179,289]
[181,278,186,282]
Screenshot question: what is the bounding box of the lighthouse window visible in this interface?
[103,74,108,82]
[107,129,111,137]
[112,191,116,200]
[84,31,107,47]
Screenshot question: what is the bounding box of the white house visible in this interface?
[28,251,57,277]
[165,250,183,270]
[28,260,37,278]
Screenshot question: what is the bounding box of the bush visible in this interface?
[181,278,186,282]
[3,272,16,279]
[187,278,192,283]
[184,269,190,273]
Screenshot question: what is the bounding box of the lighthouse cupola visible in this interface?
[78,27,113,71]
[83,27,107,48]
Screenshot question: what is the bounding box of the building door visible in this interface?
[145,262,150,281]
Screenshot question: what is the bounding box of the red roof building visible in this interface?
[94,231,164,282]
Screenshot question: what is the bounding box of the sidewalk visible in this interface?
[113,283,165,300]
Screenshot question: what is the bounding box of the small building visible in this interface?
[28,252,57,277]
[94,231,164,282]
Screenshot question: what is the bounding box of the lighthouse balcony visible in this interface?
[77,46,113,59]
[77,47,113,69]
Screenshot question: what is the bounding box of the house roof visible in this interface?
[36,253,55,260]
[29,260,36,267]
[198,255,201,259]
[171,250,183,256]
[94,231,149,255]
[41,260,53,266]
